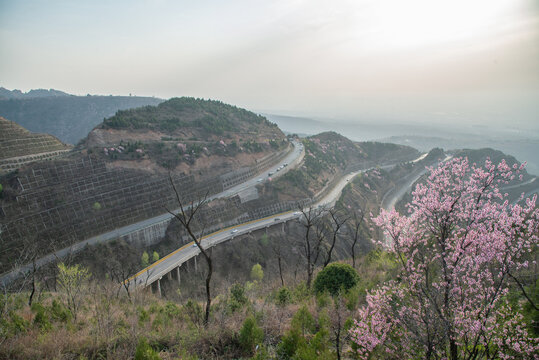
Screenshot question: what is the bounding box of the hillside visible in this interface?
[0,99,289,274]
[0,117,72,174]
[0,88,163,144]
[82,97,286,177]
[262,131,419,201]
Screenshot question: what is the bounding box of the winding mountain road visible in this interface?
[126,161,410,289]
[0,141,304,287]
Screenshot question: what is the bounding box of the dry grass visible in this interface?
[1,254,384,359]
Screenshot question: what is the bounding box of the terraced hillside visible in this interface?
[0,117,72,174]
[0,99,289,274]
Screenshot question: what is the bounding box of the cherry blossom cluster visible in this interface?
[350,157,538,359]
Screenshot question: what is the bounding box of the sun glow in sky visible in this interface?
[356,0,518,49]
[0,0,538,126]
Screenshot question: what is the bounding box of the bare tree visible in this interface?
[322,209,348,268]
[330,294,352,360]
[297,205,326,288]
[166,174,212,326]
[349,206,366,268]
[108,262,138,300]
[272,239,285,287]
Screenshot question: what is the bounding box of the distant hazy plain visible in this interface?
[265,113,539,176]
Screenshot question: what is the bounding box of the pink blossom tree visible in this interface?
[350,157,538,359]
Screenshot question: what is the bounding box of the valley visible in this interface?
[0,95,537,360]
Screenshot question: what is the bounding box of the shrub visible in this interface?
[250,263,264,282]
[6,311,29,335]
[229,283,248,312]
[291,305,315,337]
[277,328,304,359]
[161,302,181,320]
[183,300,203,326]
[137,307,150,324]
[56,262,90,320]
[141,251,149,268]
[292,282,311,302]
[31,303,51,331]
[239,316,264,353]
[49,299,71,322]
[259,234,269,246]
[276,287,292,307]
[134,337,160,360]
[314,263,359,296]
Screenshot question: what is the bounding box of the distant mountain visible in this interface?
[0,87,163,144]
[0,87,70,99]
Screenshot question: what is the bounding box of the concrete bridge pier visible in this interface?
[157,278,162,297]
[175,266,181,286]
[194,255,197,272]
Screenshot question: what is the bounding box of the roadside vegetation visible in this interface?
[0,251,396,359]
[1,157,536,359]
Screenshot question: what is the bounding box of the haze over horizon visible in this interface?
[1,0,538,129]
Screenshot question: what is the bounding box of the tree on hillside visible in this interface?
[166,174,212,326]
[350,158,539,359]
[141,251,149,268]
[57,263,90,321]
[296,205,327,288]
[314,262,359,297]
[323,209,348,267]
[250,263,264,282]
[348,203,367,269]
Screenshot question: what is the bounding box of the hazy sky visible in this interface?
[1,0,538,127]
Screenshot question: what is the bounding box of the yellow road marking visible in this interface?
[126,209,295,284]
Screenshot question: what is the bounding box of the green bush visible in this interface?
[277,328,304,359]
[7,311,29,335]
[229,283,248,312]
[239,316,264,353]
[161,302,181,320]
[316,291,331,308]
[250,263,264,282]
[259,234,269,246]
[314,263,359,296]
[276,287,292,307]
[31,303,51,331]
[134,337,160,360]
[49,299,71,322]
[141,251,149,268]
[292,282,311,302]
[291,305,315,337]
[183,300,203,326]
[137,307,150,324]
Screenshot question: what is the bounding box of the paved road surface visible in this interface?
[127,162,405,289]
